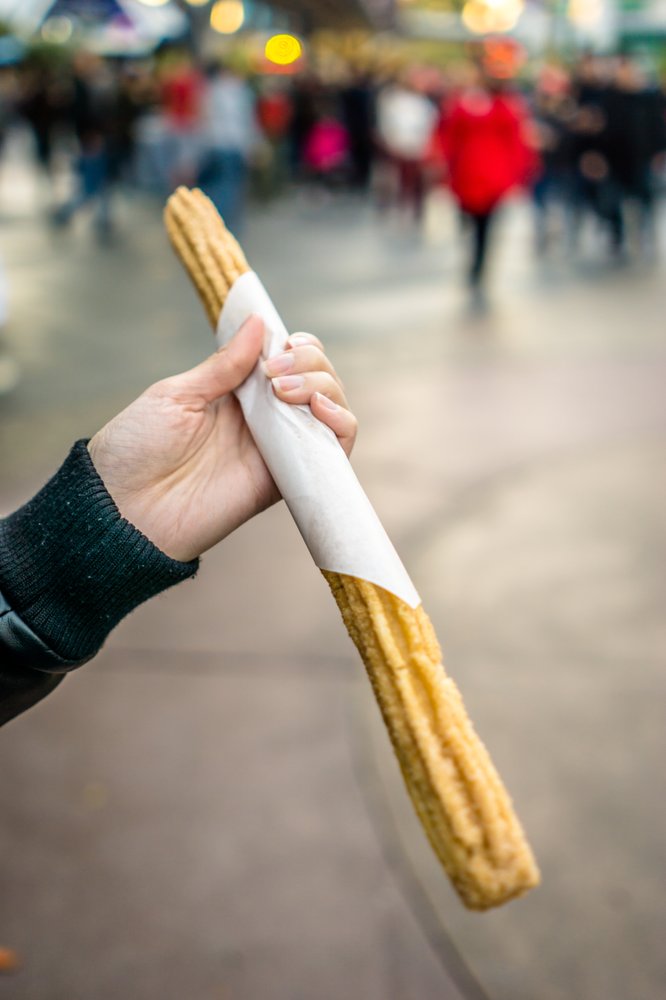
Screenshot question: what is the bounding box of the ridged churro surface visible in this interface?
[164,186,249,325]
[164,186,540,910]
[323,571,539,909]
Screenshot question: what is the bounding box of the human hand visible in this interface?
[88,316,357,562]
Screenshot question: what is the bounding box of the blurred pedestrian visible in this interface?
[288,76,318,178]
[0,67,19,396]
[18,63,64,191]
[52,53,117,238]
[255,79,293,198]
[106,65,150,188]
[341,70,376,191]
[197,62,260,235]
[0,251,19,396]
[437,65,536,292]
[530,66,575,253]
[569,54,622,255]
[0,72,17,391]
[0,66,14,165]
[159,49,203,189]
[376,73,437,221]
[603,55,666,256]
[302,97,350,193]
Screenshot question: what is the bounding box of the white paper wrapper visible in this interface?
[216,271,420,608]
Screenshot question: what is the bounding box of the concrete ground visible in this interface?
[0,158,665,1000]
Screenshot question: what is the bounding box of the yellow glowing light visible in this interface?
[462,0,522,33]
[494,0,523,30]
[567,0,603,26]
[265,34,302,66]
[462,1,491,33]
[183,0,210,5]
[135,0,170,7]
[210,0,244,33]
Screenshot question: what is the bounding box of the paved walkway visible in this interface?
[1,169,665,1000]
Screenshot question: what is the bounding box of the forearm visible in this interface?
[0,440,198,726]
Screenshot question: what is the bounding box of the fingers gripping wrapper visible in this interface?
[164,187,540,910]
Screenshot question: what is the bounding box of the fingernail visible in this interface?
[263,352,294,376]
[315,391,338,411]
[288,334,310,346]
[273,375,304,392]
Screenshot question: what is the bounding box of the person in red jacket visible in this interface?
[437,66,537,292]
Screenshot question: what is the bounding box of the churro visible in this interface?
[164,187,540,910]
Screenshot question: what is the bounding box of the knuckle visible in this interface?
[342,413,358,437]
[147,377,176,399]
[318,372,338,391]
[222,350,247,384]
[301,345,327,369]
[297,334,325,353]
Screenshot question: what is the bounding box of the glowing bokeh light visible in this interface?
[41,15,73,43]
[135,0,170,7]
[210,0,244,33]
[462,0,523,33]
[567,0,603,26]
[265,34,302,66]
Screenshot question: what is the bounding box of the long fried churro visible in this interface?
[323,572,539,909]
[164,187,540,910]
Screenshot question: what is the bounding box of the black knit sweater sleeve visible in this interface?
[0,440,198,725]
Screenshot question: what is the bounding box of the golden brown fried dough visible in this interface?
[323,571,539,909]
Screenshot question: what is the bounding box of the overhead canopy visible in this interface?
[46,0,126,21]
[0,0,186,43]
[0,0,395,36]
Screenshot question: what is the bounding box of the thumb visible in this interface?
[176,315,265,402]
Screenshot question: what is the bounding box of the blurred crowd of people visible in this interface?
[531,54,666,261]
[374,51,666,288]
[0,46,665,280]
[1,43,665,392]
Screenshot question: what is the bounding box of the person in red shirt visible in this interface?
[437,65,537,292]
[255,81,293,197]
[159,50,204,188]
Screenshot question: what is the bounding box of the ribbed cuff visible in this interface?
[0,440,199,665]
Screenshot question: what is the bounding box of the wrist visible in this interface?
[0,441,199,662]
[87,439,198,561]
